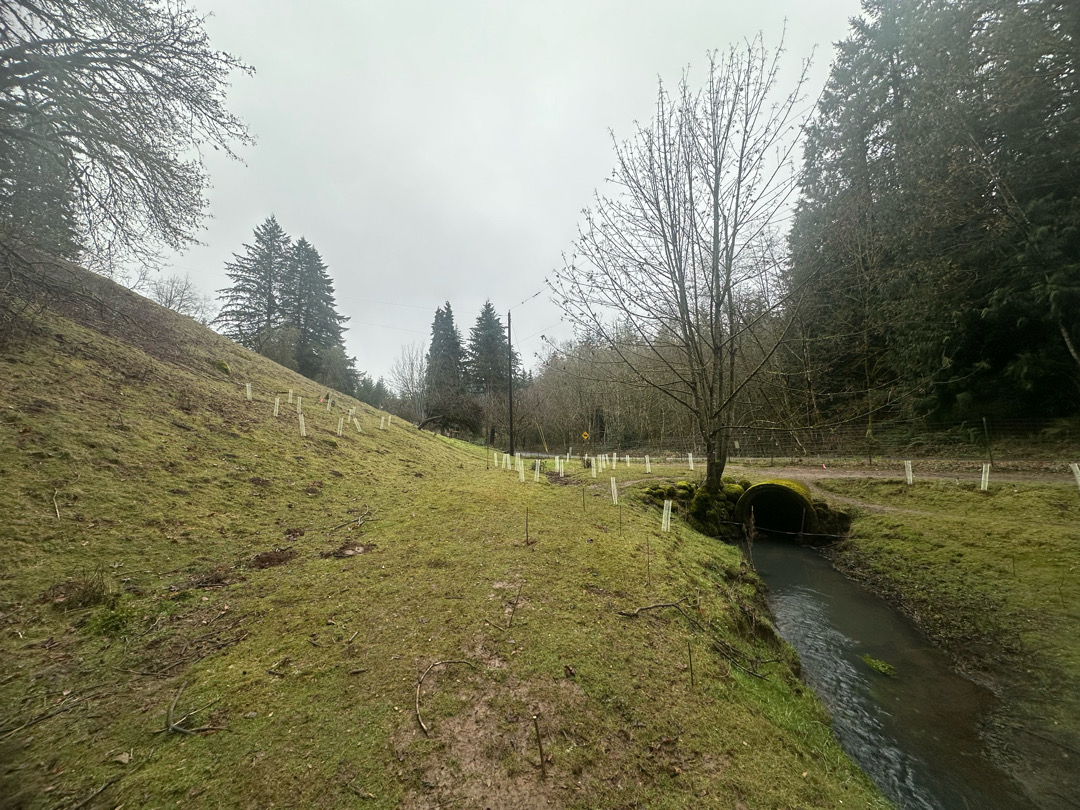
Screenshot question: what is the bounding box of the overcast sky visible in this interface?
[165,0,865,385]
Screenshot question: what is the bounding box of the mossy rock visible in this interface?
[738,479,752,491]
[721,483,744,501]
[212,359,231,375]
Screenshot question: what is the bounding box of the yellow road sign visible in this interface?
[581,431,589,440]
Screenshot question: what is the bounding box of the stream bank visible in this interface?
[792,476,1080,810]
[753,538,1038,809]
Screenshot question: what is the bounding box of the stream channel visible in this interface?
[751,537,1038,810]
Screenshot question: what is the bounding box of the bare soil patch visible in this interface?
[249,548,297,569]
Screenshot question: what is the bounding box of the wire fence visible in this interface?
[518,418,1080,463]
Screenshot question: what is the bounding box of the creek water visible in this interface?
[751,537,1037,810]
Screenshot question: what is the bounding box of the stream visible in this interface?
[751,537,1038,810]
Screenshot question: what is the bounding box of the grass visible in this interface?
[814,476,1080,805]
[0,266,888,809]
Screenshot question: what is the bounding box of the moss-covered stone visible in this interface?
[722,483,745,501]
[213,359,231,375]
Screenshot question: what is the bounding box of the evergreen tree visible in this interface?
[0,122,81,260]
[463,301,518,443]
[464,301,515,394]
[214,215,290,351]
[788,0,1080,421]
[279,237,348,379]
[423,302,475,430]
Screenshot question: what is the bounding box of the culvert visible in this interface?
[733,479,818,535]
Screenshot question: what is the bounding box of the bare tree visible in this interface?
[0,0,252,278]
[392,341,428,424]
[550,36,809,491]
[148,273,215,323]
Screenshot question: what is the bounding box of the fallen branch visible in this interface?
[711,640,769,681]
[161,682,226,735]
[327,508,376,532]
[415,660,478,736]
[70,774,124,810]
[617,597,687,618]
[507,583,524,629]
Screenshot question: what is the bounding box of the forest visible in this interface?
[386,0,1080,470]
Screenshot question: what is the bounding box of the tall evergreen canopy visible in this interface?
[788,0,1080,421]
[215,216,360,396]
[464,301,516,394]
[422,302,479,430]
[279,237,348,380]
[425,302,465,396]
[214,215,289,352]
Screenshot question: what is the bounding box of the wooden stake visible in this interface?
[646,534,651,588]
[533,714,546,779]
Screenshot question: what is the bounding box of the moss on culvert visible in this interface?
[734,479,818,535]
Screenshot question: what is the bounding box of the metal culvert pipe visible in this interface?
[733,479,818,535]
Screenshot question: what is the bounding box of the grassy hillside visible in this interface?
[0,264,887,809]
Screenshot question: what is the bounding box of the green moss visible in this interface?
[860,654,896,677]
[213,359,231,374]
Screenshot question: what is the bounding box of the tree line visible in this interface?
[787,0,1079,425]
[392,301,522,443]
[397,1,1079,489]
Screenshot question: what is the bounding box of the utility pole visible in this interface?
[507,309,515,455]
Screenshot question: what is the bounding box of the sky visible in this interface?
[164,0,866,385]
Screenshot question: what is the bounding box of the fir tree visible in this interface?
[464,301,516,394]
[214,215,290,351]
[279,237,348,379]
[423,302,475,430]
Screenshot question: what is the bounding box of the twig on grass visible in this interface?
[617,597,687,618]
[160,682,226,735]
[507,583,524,629]
[69,774,124,810]
[327,508,375,532]
[52,489,60,519]
[415,660,478,736]
[533,714,547,779]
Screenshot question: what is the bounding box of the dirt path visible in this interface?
[727,459,1075,485]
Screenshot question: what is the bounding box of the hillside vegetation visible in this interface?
[0,263,886,809]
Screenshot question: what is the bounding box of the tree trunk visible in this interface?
[704,429,728,493]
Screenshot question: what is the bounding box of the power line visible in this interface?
[510,288,545,311]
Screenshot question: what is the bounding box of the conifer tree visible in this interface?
[214,215,290,351]
[278,237,348,379]
[423,302,474,430]
[464,301,515,394]
[464,301,518,444]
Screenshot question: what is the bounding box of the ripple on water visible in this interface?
[754,539,1037,810]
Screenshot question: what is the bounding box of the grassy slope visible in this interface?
[0,269,886,809]
[815,477,1080,809]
